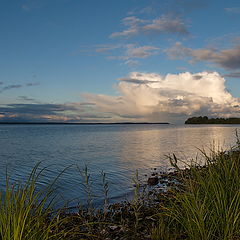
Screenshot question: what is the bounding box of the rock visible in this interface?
[147,176,159,185]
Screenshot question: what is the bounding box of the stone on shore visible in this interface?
[147,176,159,185]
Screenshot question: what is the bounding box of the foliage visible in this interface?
[185,116,240,124]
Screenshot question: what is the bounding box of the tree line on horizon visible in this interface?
[185,116,240,124]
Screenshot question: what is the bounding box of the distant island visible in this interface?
[185,116,240,124]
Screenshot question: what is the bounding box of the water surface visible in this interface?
[0,124,239,207]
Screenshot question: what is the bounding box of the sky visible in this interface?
[0,0,240,123]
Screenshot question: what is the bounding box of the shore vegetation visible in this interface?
[185,116,240,124]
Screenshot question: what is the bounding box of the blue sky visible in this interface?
[0,0,240,123]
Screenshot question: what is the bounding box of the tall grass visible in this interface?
[0,164,66,240]
[152,139,240,239]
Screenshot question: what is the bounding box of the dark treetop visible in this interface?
[185,116,240,124]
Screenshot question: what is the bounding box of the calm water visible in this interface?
[0,124,239,207]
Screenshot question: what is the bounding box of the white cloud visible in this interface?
[83,71,240,123]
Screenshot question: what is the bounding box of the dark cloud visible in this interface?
[0,103,109,123]
[0,103,76,115]
[118,77,157,84]
[0,85,22,93]
[0,82,39,93]
[78,102,96,106]
[3,84,22,90]
[223,72,240,78]
[142,15,189,35]
[166,42,240,70]
[17,96,37,102]
[193,75,203,80]
[110,15,189,38]
[0,104,78,122]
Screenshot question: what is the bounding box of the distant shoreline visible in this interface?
[0,122,170,125]
[185,116,240,124]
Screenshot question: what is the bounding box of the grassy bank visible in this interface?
[1,140,240,239]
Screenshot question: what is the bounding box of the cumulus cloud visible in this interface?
[166,42,240,70]
[110,15,188,38]
[83,71,240,123]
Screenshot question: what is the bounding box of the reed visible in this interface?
[0,163,66,240]
[152,139,240,239]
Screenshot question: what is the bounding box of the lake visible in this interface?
[0,124,239,208]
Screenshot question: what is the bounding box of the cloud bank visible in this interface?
[1,72,239,123]
[83,71,240,123]
[0,103,111,123]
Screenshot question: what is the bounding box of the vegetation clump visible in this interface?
[0,164,67,240]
